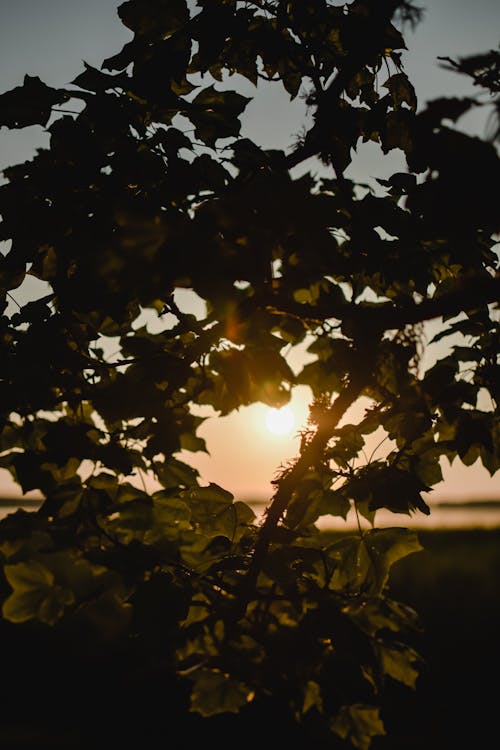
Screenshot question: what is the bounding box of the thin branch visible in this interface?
[6,291,21,309]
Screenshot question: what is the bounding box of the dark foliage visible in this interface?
[0,1,498,747]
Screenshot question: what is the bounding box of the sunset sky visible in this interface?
[0,0,499,504]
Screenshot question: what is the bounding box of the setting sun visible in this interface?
[265,406,296,436]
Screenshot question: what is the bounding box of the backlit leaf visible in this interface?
[190,669,253,717]
[331,704,385,750]
[302,680,323,714]
[378,641,421,688]
[3,560,74,625]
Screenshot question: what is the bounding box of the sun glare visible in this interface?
[265,406,295,436]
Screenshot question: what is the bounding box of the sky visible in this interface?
[0,0,499,505]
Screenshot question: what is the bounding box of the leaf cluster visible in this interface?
[0,1,498,747]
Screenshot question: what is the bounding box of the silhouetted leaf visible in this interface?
[383,73,417,111]
[0,4,498,747]
[189,86,251,146]
[0,75,68,128]
[71,62,128,93]
[118,0,189,40]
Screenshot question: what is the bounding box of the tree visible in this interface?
[0,1,498,747]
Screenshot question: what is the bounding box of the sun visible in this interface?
[265,406,295,436]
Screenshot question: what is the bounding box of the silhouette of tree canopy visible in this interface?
[0,1,498,747]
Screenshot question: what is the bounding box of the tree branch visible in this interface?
[234,364,371,619]
[265,272,500,332]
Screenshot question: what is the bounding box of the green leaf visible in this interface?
[45,480,84,518]
[179,484,255,541]
[363,528,423,594]
[285,473,350,528]
[331,704,385,750]
[144,493,192,543]
[190,669,253,717]
[302,680,323,714]
[88,472,119,498]
[326,536,372,593]
[3,560,74,625]
[379,641,421,688]
[154,458,200,489]
[317,489,351,521]
[182,482,234,505]
[346,596,422,638]
[179,432,208,453]
[105,500,153,544]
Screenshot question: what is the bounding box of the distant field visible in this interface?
[376,528,500,749]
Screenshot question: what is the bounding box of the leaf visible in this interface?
[378,641,421,688]
[297,361,343,398]
[188,86,251,146]
[179,432,208,452]
[302,680,323,714]
[3,560,74,625]
[154,458,200,489]
[363,528,423,594]
[88,472,119,498]
[6,551,133,636]
[179,484,255,541]
[364,466,432,517]
[7,453,50,494]
[71,62,127,93]
[144,493,192,543]
[326,536,372,593]
[263,546,323,585]
[190,669,253,717]
[285,472,350,529]
[118,0,190,40]
[0,527,53,562]
[76,589,132,640]
[45,480,84,518]
[383,73,417,111]
[102,39,140,72]
[181,594,211,627]
[345,597,422,638]
[331,704,385,750]
[328,424,366,468]
[105,500,154,544]
[317,489,351,520]
[0,257,25,293]
[420,96,476,127]
[0,75,68,128]
[380,109,414,155]
[182,482,234,505]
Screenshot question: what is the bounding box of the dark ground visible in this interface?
[378,527,500,749]
[0,526,499,749]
